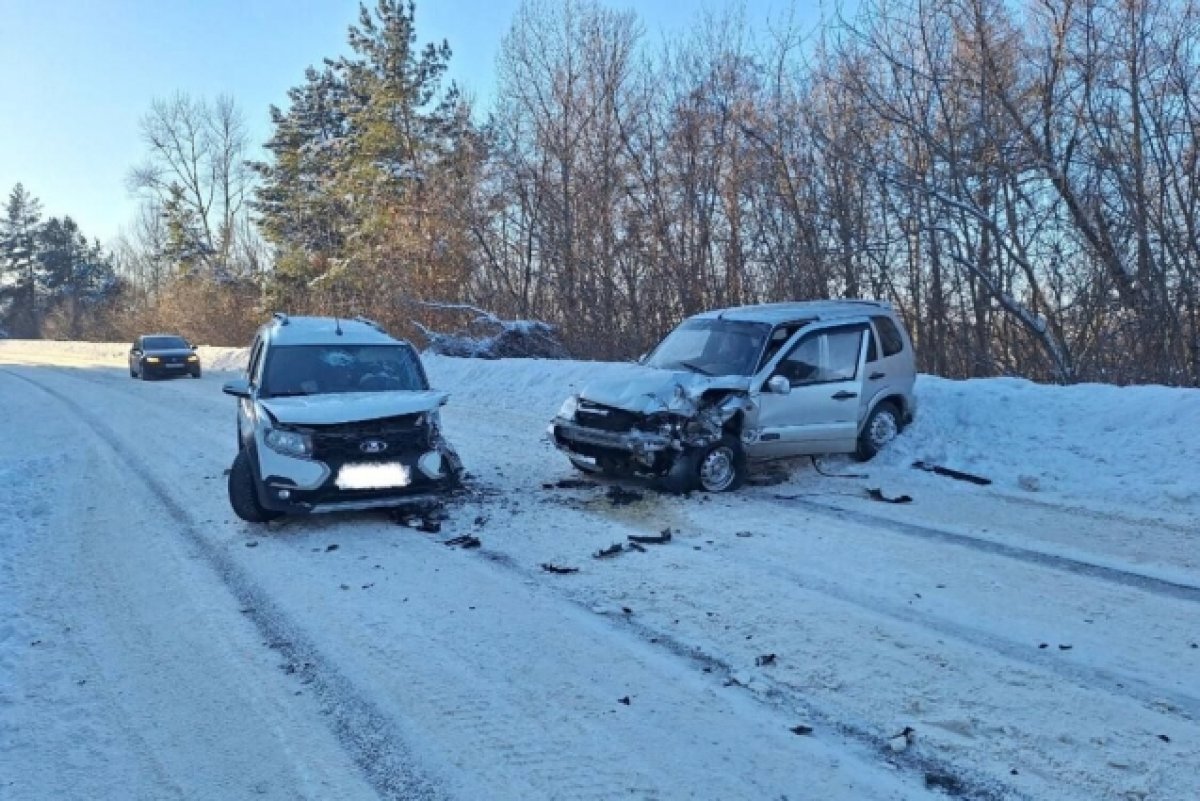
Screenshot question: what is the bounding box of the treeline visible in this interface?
[0,184,122,339]
[8,0,1199,385]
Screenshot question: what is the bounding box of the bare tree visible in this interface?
[128,93,259,278]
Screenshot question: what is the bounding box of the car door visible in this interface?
[751,323,870,458]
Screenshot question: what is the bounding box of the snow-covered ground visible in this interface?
[1,339,1198,800]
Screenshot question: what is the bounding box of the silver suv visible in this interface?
[222,314,463,522]
[551,300,916,493]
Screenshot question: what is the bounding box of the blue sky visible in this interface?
[0,1,824,246]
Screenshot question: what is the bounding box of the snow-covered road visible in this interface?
[2,342,1198,800]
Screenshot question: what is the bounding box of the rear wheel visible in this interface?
[856,402,901,461]
[228,450,281,523]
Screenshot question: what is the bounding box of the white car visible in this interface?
[551,300,917,493]
[222,314,462,522]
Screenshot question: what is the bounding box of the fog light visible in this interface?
[417,451,445,479]
[277,489,291,500]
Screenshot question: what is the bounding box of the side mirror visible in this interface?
[766,375,791,395]
[222,378,251,398]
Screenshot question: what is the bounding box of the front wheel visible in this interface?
[856,402,902,461]
[663,434,746,494]
[228,449,281,523]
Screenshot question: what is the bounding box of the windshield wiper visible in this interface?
[265,390,313,398]
[678,361,713,376]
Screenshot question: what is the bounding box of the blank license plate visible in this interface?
[336,462,411,490]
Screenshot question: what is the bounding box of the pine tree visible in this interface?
[38,216,119,338]
[0,183,45,337]
[253,65,354,308]
[254,1,475,325]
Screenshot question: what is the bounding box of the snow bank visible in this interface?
[0,339,249,372]
[875,375,1200,509]
[3,339,1196,517]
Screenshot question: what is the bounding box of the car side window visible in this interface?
[865,329,879,363]
[776,328,865,386]
[872,315,905,357]
[757,323,803,373]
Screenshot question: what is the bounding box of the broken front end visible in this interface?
[550,390,751,491]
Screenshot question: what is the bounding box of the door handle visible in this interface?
[831,391,858,400]
[869,371,886,380]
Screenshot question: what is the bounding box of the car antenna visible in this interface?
[335,316,343,336]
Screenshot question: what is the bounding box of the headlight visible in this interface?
[264,427,313,458]
[558,395,579,421]
[145,356,161,363]
[187,355,199,362]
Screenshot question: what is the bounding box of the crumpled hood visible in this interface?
[260,390,447,426]
[577,365,750,415]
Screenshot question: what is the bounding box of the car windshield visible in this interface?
[261,345,427,397]
[644,318,771,377]
[144,336,189,350]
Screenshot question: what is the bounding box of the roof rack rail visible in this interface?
[353,315,385,332]
[272,311,290,325]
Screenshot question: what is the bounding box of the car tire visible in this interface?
[140,366,152,381]
[663,434,746,494]
[856,401,901,461]
[228,449,281,523]
[130,366,137,378]
[191,370,202,379]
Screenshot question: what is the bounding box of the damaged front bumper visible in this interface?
[254,427,464,515]
[550,417,676,459]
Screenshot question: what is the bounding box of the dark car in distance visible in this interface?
[129,334,201,380]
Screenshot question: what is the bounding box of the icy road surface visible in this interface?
[1,342,1198,801]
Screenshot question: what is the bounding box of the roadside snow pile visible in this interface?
[201,346,249,372]
[0,340,248,370]
[873,375,1200,511]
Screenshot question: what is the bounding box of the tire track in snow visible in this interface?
[431,508,1024,801]
[628,512,1200,721]
[762,493,1200,605]
[2,368,447,801]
